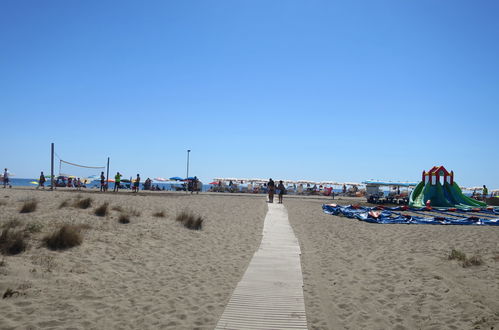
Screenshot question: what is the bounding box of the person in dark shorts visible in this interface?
[100,171,106,192]
[38,171,46,189]
[267,178,275,203]
[114,172,122,192]
[3,168,10,188]
[277,180,285,204]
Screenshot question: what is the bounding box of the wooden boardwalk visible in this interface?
[215,203,308,329]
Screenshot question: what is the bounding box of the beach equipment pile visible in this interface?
[322,204,499,226]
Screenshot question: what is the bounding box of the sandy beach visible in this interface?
[1,189,498,329]
[286,197,499,330]
[0,188,266,329]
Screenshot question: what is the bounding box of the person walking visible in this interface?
[37,171,46,189]
[3,168,10,188]
[267,178,275,203]
[100,171,106,192]
[114,172,122,192]
[133,174,140,192]
[277,180,285,204]
[482,185,488,201]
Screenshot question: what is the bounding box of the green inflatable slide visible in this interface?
[409,181,486,209]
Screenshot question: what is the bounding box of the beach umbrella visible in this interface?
[169,176,183,181]
[154,177,168,182]
[209,181,219,185]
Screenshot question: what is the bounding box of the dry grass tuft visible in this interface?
[3,288,20,299]
[58,199,70,209]
[152,210,166,218]
[94,202,109,217]
[19,199,37,213]
[43,225,82,250]
[176,210,203,230]
[118,214,130,224]
[24,222,43,234]
[2,219,22,229]
[0,228,27,255]
[74,197,92,209]
[128,207,141,217]
[462,255,484,268]
[111,205,124,212]
[448,249,467,262]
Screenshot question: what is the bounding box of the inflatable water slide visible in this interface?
[409,166,486,209]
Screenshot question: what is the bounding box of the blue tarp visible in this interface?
[322,204,499,226]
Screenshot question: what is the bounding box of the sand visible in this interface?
[286,196,499,330]
[2,189,498,330]
[0,188,266,329]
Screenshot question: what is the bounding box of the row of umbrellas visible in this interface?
[212,178,363,186]
[154,177,197,182]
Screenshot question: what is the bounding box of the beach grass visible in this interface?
[59,199,71,209]
[118,214,130,224]
[94,202,109,217]
[74,197,92,209]
[0,228,27,255]
[448,248,467,261]
[176,210,203,230]
[152,210,166,218]
[43,225,82,250]
[20,199,37,213]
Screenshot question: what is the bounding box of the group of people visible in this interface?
[188,176,200,194]
[471,185,490,201]
[267,178,285,204]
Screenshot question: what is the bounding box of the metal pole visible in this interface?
[106,157,110,192]
[50,143,54,190]
[186,150,190,193]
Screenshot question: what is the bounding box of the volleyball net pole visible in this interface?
[106,157,110,191]
[50,143,55,191]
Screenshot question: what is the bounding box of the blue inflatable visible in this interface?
[322,204,499,226]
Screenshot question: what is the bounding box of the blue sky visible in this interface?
[1,1,498,187]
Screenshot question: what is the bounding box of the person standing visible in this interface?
[100,171,106,192]
[3,168,9,188]
[482,185,488,201]
[114,172,122,192]
[133,174,140,192]
[194,176,200,194]
[267,178,275,203]
[38,171,46,189]
[277,180,285,204]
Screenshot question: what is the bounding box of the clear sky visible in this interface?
[1,0,498,187]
